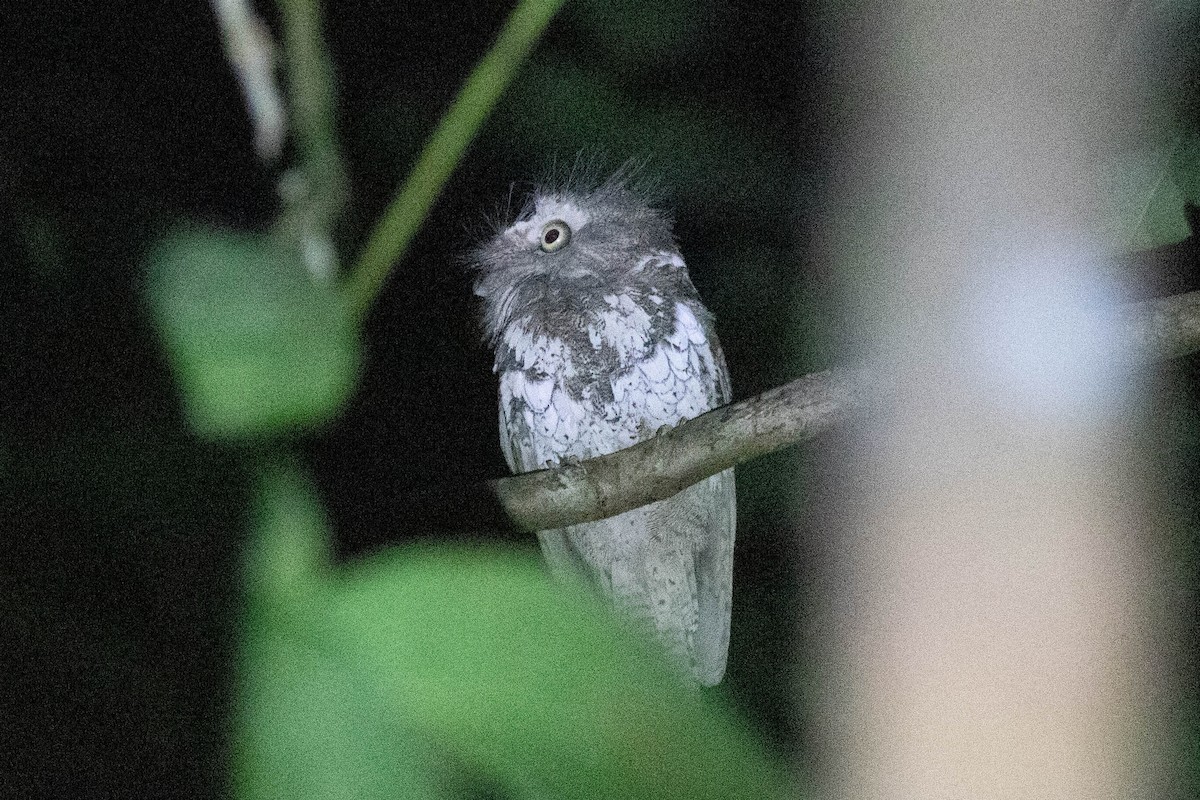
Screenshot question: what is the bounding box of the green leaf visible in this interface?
[145,228,358,439]
[235,464,791,798]
[236,609,451,800]
[320,548,795,800]
[235,462,449,800]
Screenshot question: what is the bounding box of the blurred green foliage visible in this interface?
[236,463,447,800]
[145,229,359,439]
[234,462,793,799]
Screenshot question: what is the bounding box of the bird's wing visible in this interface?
[496,327,598,583]
[497,296,735,684]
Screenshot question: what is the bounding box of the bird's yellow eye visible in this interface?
[539,219,572,253]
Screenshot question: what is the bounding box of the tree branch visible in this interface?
[210,0,286,161]
[403,287,1200,536]
[212,0,347,282]
[273,0,347,283]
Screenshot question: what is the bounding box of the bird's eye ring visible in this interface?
[539,220,572,253]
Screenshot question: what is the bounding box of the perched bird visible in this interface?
[472,174,735,685]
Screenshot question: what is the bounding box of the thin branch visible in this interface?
[404,287,1200,535]
[340,0,566,324]
[212,0,346,281]
[274,0,347,283]
[210,0,286,161]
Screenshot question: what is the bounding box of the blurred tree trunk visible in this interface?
[812,3,1180,797]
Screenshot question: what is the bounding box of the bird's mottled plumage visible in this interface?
[472,176,735,685]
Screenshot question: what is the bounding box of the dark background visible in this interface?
[2,2,1197,797]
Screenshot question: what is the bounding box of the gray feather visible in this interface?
[472,176,736,685]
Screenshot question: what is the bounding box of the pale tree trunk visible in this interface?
[813,3,1180,798]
